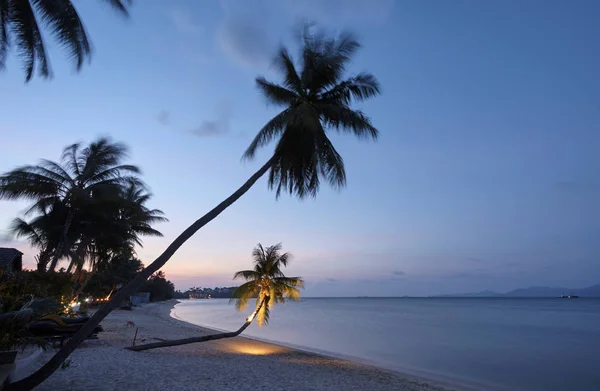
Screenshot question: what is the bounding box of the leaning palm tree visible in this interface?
[0,137,142,273]
[231,243,303,326]
[11,27,380,390]
[0,0,132,81]
[128,243,302,352]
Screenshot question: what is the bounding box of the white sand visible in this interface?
[29,301,458,391]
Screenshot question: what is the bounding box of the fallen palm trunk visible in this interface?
[126,298,267,352]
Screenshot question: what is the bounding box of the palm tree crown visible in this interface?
[0,0,131,81]
[244,27,381,198]
[231,243,303,326]
[0,137,140,214]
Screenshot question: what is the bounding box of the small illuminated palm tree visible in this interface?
[231,243,303,327]
[127,243,303,352]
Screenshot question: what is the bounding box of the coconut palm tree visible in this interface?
[68,182,166,298]
[0,0,132,81]
[11,27,380,390]
[9,202,75,272]
[231,243,303,326]
[0,137,142,272]
[128,243,301,352]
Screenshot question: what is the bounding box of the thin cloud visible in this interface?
[274,0,395,26]
[216,16,273,69]
[170,8,202,35]
[326,278,337,282]
[391,270,406,276]
[156,110,170,126]
[189,101,234,138]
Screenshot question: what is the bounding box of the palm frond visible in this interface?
[273,276,304,289]
[38,159,76,185]
[101,0,132,16]
[272,47,302,94]
[22,196,63,216]
[242,108,292,160]
[84,164,141,185]
[319,73,381,104]
[319,105,379,139]
[0,168,63,200]
[0,0,9,71]
[256,77,298,107]
[33,0,91,72]
[10,0,50,80]
[233,270,261,281]
[9,217,43,246]
[61,142,83,178]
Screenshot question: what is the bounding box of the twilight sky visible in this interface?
[1,0,599,296]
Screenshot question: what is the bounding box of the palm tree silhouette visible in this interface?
[0,0,131,81]
[232,243,303,327]
[0,137,142,273]
[12,27,380,389]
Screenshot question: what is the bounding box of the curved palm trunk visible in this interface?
[8,157,275,391]
[48,211,75,272]
[127,298,268,352]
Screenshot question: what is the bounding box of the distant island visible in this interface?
[439,283,600,298]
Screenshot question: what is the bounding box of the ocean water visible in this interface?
[172,298,600,391]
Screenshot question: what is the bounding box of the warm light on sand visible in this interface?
[221,340,288,356]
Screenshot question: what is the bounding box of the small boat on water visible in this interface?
[560,295,580,299]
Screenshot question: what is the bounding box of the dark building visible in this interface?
[0,248,23,272]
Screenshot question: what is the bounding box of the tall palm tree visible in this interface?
[0,0,132,81]
[231,243,303,326]
[0,137,142,272]
[11,27,380,390]
[128,243,301,352]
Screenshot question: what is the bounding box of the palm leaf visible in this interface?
[256,77,298,107]
[242,108,293,160]
[10,0,50,80]
[0,0,9,71]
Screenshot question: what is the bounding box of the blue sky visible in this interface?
[1,0,599,296]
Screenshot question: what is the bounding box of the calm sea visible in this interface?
[172,298,600,391]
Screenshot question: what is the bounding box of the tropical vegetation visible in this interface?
[0,0,132,81]
[0,137,166,289]
[9,26,380,390]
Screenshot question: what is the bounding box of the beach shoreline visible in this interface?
[29,300,465,391]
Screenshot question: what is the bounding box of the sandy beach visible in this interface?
[29,301,457,391]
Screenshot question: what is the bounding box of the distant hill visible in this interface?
[440,284,600,298]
